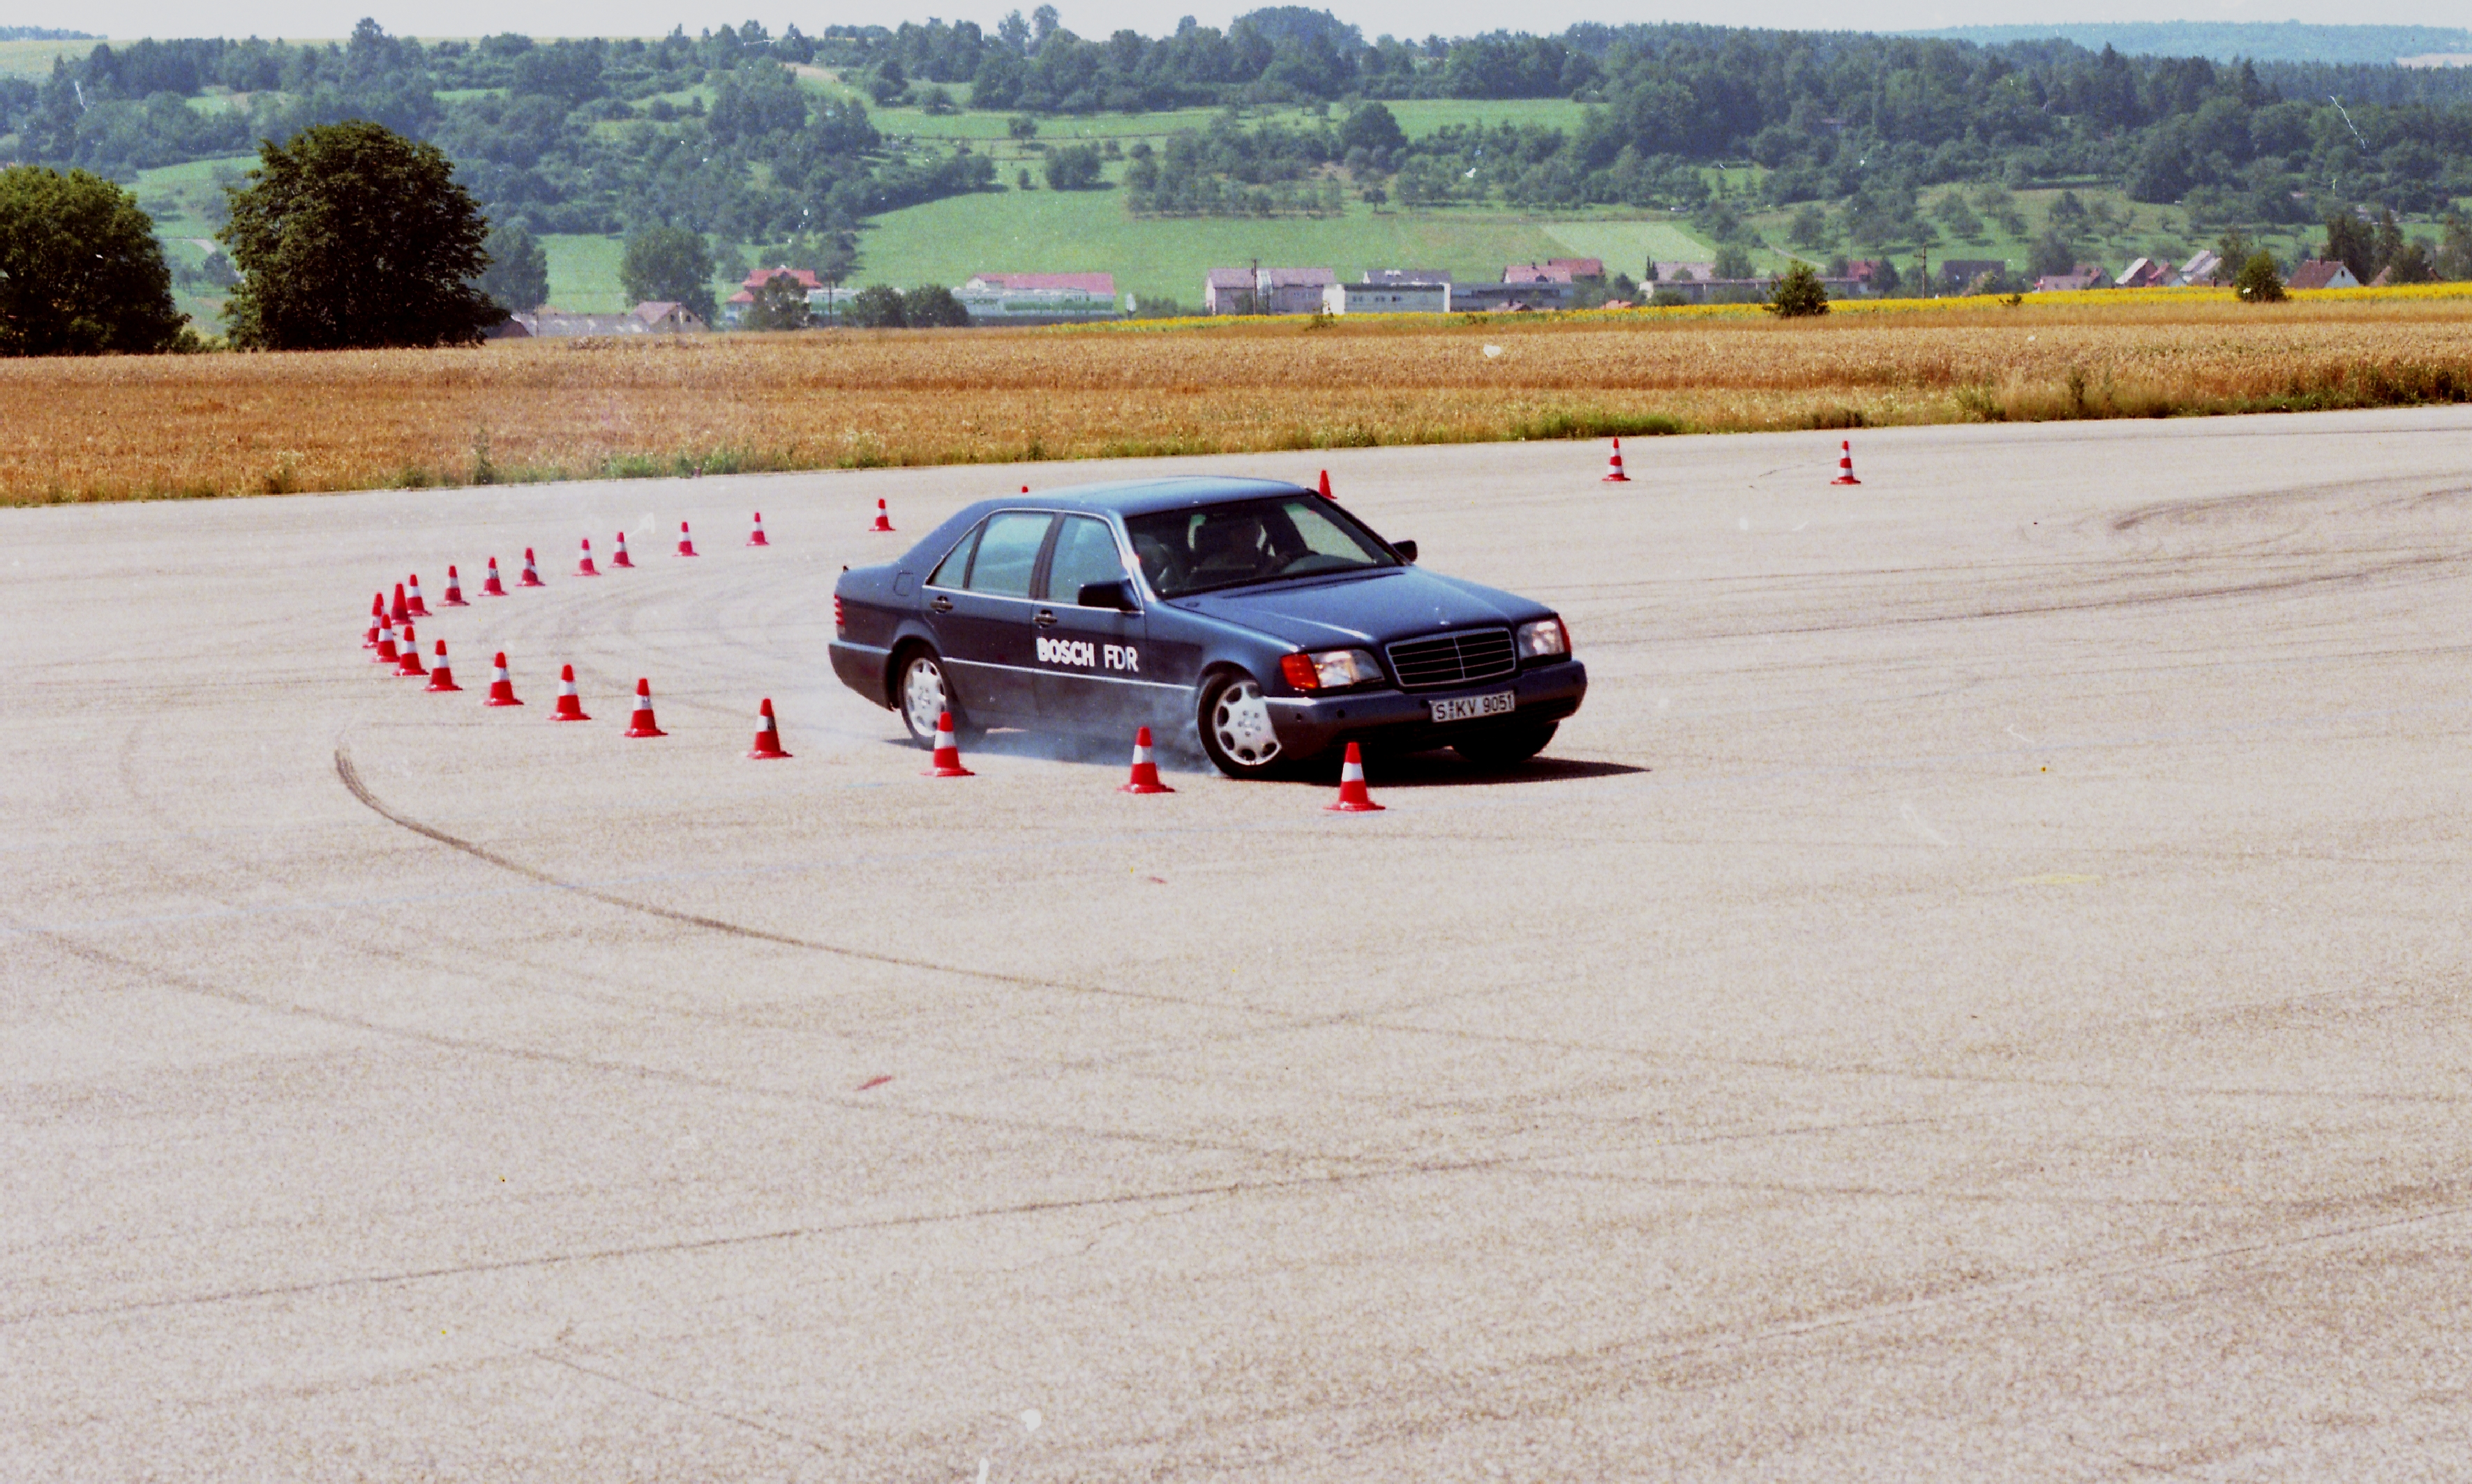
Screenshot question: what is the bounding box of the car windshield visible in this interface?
[1125,497,1400,598]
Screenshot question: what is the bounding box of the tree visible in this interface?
[1763,262,1829,318]
[1338,101,1406,158]
[742,271,810,330]
[2438,213,2472,281]
[901,284,972,327]
[843,283,907,327]
[1788,204,1831,249]
[2235,250,2286,303]
[218,121,499,350]
[0,165,188,356]
[1711,243,1756,280]
[2028,230,2078,280]
[2323,212,2375,284]
[474,220,548,313]
[1043,143,1103,191]
[2212,228,2254,283]
[1007,114,1040,140]
[619,223,717,323]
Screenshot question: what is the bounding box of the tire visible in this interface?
[1453,721,1558,770]
[1196,670,1291,779]
[894,646,963,745]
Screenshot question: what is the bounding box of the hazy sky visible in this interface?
[42,1,2472,43]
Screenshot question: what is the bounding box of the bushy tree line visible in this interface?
[0,20,996,246]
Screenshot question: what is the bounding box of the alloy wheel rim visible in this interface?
[904,659,947,738]
[1211,680,1280,766]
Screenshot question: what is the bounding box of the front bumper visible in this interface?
[1265,658,1587,757]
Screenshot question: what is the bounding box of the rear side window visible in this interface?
[1045,516,1128,603]
[964,511,1053,598]
[927,525,980,588]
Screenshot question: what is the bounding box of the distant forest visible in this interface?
[1907,23,2472,68]
[3,12,2469,262]
[1,26,96,41]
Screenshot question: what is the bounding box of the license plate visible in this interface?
[1430,691,1515,724]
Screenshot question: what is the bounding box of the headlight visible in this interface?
[1279,647,1384,690]
[1517,617,1569,659]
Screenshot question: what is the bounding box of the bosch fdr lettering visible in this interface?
[1035,637,1139,670]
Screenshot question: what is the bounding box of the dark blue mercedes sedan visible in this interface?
[827,476,1587,777]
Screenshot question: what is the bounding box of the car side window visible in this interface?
[1045,516,1128,604]
[927,523,980,589]
[964,511,1053,599]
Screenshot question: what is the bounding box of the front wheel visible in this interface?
[1453,721,1558,770]
[1197,671,1289,779]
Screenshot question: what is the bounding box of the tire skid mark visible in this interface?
[334,740,1264,1014]
[11,1124,1977,1328]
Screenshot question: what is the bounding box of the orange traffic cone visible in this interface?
[747,511,770,547]
[1325,741,1384,812]
[520,548,546,587]
[405,574,431,616]
[1831,440,1861,486]
[1317,469,1333,499]
[394,623,426,677]
[441,565,468,606]
[870,499,894,533]
[364,592,384,648]
[373,618,399,666]
[389,583,410,627]
[623,677,666,737]
[550,664,589,721]
[675,521,698,557]
[610,531,634,568]
[483,652,523,707]
[1601,438,1631,482]
[481,557,509,597]
[922,711,973,777]
[424,639,460,692]
[576,537,601,576]
[747,698,791,758]
[1119,726,1174,794]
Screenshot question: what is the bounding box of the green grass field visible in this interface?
[847,177,1714,303]
[0,37,105,78]
[542,233,635,311]
[860,95,1591,148]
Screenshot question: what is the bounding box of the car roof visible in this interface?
[985,476,1311,518]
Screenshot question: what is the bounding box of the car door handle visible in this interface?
[1032,609,1058,627]
[930,595,953,613]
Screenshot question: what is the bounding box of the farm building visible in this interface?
[1204,267,1338,315]
[522,303,709,336]
[1322,280,1449,315]
[955,272,1121,324]
[2113,257,2178,288]
[1451,280,1574,312]
[1501,258,1605,284]
[2286,259,2362,290]
[2034,266,2108,292]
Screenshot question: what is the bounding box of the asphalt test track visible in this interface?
[7,409,2472,1481]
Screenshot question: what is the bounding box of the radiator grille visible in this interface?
[1384,628,1517,690]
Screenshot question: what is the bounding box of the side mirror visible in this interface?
[1392,539,1418,564]
[1077,578,1139,611]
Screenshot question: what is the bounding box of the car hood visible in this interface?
[1175,567,1542,648]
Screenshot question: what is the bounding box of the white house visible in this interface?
[1322,280,1448,315]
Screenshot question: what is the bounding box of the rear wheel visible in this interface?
[1453,721,1558,770]
[897,648,960,744]
[1197,671,1288,779]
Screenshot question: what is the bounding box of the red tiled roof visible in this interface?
[742,266,822,290]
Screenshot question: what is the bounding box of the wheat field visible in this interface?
[6,294,2471,504]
